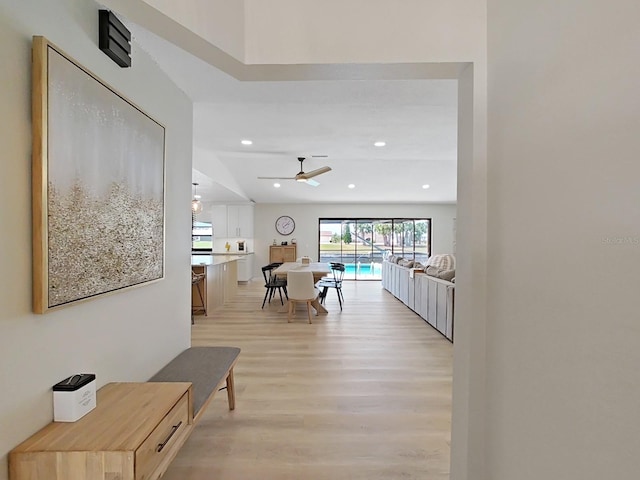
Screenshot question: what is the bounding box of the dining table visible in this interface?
[273,262,332,314]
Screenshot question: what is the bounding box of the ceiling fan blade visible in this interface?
[300,166,332,179]
[257,176,295,180]
[259,158,330,183]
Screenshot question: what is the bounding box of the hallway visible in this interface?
[165,279,453,480]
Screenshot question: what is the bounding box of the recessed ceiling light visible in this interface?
[374,141,386,147]
[422,184,430,189]
[273,183,281,188]
[348,184,356,189]
[241,139,253,145]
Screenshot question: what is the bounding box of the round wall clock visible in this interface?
[275,215,295,235]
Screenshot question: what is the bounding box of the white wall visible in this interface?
[141,0,245,60]
[109,0,485,66]
[253,203,456,275]
[243,0,485,64]
[486,1,640,479]
[450,64,488,480]
[0,1,193,477]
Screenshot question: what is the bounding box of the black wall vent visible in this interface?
[99,10,131,68]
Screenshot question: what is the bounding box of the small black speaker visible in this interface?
[99,10,131,68]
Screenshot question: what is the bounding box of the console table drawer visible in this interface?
[136,391,189,480]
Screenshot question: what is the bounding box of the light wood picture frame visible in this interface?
[32,36,166,313]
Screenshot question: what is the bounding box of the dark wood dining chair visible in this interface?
[261,264,288,308]
[317,263,345,310]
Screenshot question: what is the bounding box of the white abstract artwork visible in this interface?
[40,43,165,309]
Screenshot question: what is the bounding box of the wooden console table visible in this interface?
[269,244,297,263]
[9,382,194,480]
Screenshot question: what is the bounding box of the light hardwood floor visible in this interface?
[164,279,452,480]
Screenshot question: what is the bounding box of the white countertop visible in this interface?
[191,254,245,266]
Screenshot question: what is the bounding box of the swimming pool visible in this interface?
[343,263,382,276]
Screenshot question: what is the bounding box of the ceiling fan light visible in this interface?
[296,177,307,183]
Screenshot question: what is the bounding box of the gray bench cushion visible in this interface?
[149,346,240,415]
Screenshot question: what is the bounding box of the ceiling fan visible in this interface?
[258,157,331,187]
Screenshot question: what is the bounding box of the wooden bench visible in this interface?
[149,346,241,423]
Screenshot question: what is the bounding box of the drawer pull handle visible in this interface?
[157,421,182,453]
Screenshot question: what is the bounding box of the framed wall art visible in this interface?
[32,36,166,313]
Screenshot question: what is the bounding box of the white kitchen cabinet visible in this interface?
[211,205,229,238]
[236,254,254,283]
[227,204,253,238]
[211,204,254,239]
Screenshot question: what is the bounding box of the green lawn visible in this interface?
[192,241,212,248]
[319,243,389,253]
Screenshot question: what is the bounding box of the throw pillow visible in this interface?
[436,269,456,282]
[426,266,440,277]
[425,254,456,271]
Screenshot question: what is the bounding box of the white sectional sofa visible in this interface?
[382,254,455,342]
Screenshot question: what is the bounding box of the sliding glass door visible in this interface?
[319,218,431,280]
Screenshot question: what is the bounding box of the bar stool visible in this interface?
[191,270,207,324]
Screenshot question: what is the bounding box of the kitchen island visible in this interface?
[206,251,255,283]
[191,255,241,316]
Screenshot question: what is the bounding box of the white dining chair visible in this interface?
[286,270,320,323]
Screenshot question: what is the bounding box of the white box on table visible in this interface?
[52,373,96,422]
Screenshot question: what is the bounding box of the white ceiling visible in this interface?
[131,25,458,205]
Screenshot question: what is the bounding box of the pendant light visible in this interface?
[191,182,203,215]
